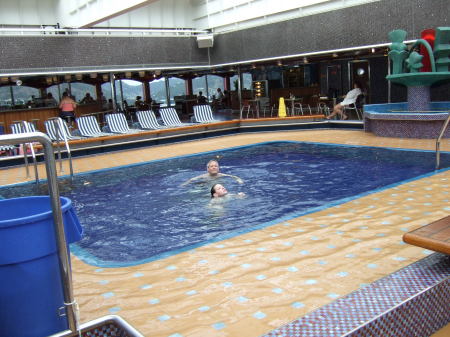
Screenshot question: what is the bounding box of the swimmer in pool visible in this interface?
[181,160,244,186]
[210,183,246,199]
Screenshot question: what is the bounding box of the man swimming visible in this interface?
[181,160,244,186]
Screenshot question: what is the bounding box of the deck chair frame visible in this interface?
[193,105,220,123]
[45,117,84,141]
[77,115,114,137]
[136,110,167,130]
[159,108,194,127]
[105,113,141,134]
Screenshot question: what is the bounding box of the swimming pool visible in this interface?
[1,141,448,267]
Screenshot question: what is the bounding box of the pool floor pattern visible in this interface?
[2,130,450,336]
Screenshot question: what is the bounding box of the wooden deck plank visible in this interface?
[403,215,450,254]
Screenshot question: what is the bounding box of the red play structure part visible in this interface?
[420,29,435,72]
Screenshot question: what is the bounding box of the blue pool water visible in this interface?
[1,141,449,267]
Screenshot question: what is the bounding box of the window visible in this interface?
[70,82,96,102]
[230,73,252,91]
[117,79,143,106]
[204,75,223,100]
[192,76,207,97]
[0,86,12,109]
[167,77,185,106]
[12,86,40,107]
[100,82,113,101]
[149,78,166,105]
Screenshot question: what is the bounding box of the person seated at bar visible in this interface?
[59,92,77,125]
[197,91,207,104]
[80,92,95,104]
[134,96,144,110]
[45,92,57,107]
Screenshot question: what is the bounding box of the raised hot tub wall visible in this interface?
[364,102,450,138]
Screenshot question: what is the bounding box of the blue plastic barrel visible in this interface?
[0,196,83,337]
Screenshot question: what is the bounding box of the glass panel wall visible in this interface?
[230,73,252,91]
[167,77,185,107]
[116,79,143,108]
[149,78,167,105]
[0,85,40,109]
[71,83,96,101]
[192,76,208,101]
[205,75,223,101]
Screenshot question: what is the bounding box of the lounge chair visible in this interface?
[11,121,34,134]
[45,117,84,141]
[105,112,141,134]
[136,110,167,130]
[159,107,194,127]
[193,105,221,123]
[76,115,114,137]
[10,121,39,175]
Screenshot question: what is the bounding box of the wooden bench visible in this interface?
[403,215,450,255]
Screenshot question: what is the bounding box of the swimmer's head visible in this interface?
[211,183,228,198]
[207,160,220,175]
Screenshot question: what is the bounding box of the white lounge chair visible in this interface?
[45,117,84,141]
[76,115,114,137]
[105,113,141,134]
[136,110,167,130]
[193,105,221,123]
[159,108,194,127]
[10,121,39,177]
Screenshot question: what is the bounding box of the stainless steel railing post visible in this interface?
[436,111,450,170]
[0,132,79,333]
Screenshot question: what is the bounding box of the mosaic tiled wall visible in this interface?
[364,114,450,138]
[211,0,450,64]
[1,0,449,72]
[0,36,208,71]
[263,253,450,337]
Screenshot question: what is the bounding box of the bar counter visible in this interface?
[0,103,102,133]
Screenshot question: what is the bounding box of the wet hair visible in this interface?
[210,184,219,198]
[207,160,219,169]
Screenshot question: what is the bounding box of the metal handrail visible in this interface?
[21,121,40,184]
[48,118,74,180]
[0,27,209,37]
[0,132,79,334]
[436,110,450,170]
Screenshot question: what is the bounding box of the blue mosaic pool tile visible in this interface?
[262,253,450,337]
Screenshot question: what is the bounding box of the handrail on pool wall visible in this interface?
[0,132,79,334]
[436,111,450,170]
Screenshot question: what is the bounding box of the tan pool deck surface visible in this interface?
[1,129,449,337]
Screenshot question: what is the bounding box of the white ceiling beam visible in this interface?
[58,0,160,28]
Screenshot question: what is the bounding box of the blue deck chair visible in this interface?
[159,108,194,127]
[77,115,114,137]
[105,112,141,134]
[136,110,167,130]
[45,117,84,141]
[193,105,221,123]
